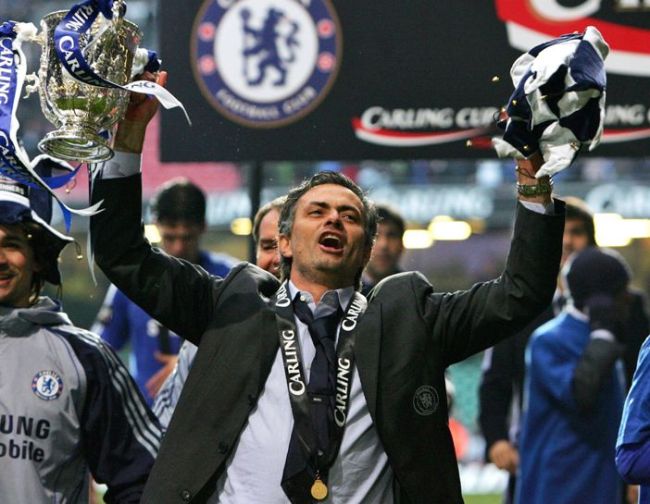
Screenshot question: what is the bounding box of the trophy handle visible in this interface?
[11,24,43,99]
[113,0,127,21]
[30,32,45,46]
[23,73,40,99]
[13,22,43,45]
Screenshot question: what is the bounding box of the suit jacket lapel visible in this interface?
[256,306,281,386]
[355,301,382,420]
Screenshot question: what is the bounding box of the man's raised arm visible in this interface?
[90,71,220,344]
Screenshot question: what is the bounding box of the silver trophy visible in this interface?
[36,4,141,162]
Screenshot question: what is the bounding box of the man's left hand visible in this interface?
[515,152,553,206]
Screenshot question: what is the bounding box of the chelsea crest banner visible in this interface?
[160,0,650,162]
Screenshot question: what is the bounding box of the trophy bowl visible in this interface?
[37,10,141,162]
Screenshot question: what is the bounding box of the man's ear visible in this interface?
[278,233,292,260]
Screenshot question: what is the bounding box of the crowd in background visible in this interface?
[3,1,650,502]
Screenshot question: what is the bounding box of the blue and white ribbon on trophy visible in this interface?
[493,26,609,178]
[0,20,102,231]
[53,0,191,124]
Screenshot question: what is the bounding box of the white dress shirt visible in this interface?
[211,282,393,503]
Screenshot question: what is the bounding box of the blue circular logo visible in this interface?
[32,370,64,401]
[192,0,341,128]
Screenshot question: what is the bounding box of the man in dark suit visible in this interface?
[90,71,564,503]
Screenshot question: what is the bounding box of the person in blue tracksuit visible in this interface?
[517,247,632,504]
[617,336,650,503]
[93,178,238,403]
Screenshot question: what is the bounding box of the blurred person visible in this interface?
[516,247,632,504]
[0,176,161,503]
[92,177,238,404]
[616,334,650,503]
[361,204,405,295]
[479,197,649,503]
[253,196,286,277]
[89,69,565,503]
[153,196,285,428]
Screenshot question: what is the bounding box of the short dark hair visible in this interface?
[278,171,377,287]
[252,196,286,245]
[564,196,596,246]
[376,204,405,237]
[151,178,206,226]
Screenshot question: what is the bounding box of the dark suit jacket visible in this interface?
[91,175,564,504]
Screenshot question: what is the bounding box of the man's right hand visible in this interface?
[113,70,168,154]
[488,440,519,474]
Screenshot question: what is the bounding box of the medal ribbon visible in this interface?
[272,281,366,474]
[54,0,191,124]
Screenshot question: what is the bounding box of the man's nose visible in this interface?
[325,211,343,228]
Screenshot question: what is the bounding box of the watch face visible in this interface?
[517,182,552,197]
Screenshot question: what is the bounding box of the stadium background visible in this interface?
[9,0,650,501]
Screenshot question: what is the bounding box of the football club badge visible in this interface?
[191,0,341,128]
[32,370,64,401]
[413,385,439,416]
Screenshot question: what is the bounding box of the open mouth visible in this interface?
[319,233,344,253]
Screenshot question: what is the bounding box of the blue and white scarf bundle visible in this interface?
[493,26,609,178]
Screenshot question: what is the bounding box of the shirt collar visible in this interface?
[288,280,354,317]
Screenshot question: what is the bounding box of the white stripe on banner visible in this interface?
[506,22,650,77]
[353,124,489,147]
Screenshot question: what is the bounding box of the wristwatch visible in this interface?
[516,180,552,196]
